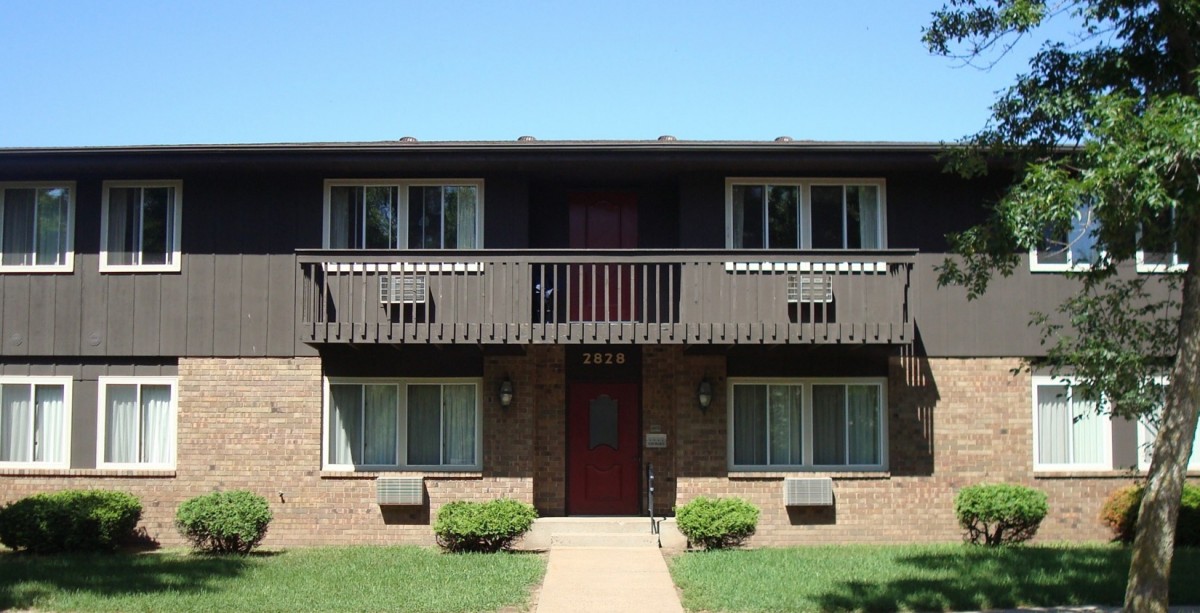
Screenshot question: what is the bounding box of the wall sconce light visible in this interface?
[499,377,515,408]
[697,378,713,411]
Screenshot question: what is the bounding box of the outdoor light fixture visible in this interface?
[697,378,713,411]
[499,377,515,408]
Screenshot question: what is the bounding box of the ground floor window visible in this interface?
[728,378,886,471]
[0,377,71,467]
[1033,376,1110,470]
[324,379,480,471]
[98,377,177,469]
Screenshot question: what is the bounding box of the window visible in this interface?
[1033,376,1111,470]
[0,377,71,467]
[0,183,74,272]
[728,378,886,471]
[1031,203,1100,271]
[1136,378,1200,472]
[1137,205,1190,273]
[324,180,482,249]
[324,379,480,470]
[101,181,182,272]
[97,377,177,468]
[727,179,885,249]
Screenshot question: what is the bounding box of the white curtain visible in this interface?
[1071,388,1103,464]
[363,385,397,465]
[813,385,846,465]
[732,385,766,465]
[33,385,65,463]
[768,384,803,465]
[328,385,361,465]
[140,385,172,464]
[1,384,32,462]
[856,186,881,249]
[407,385,442,465]
[847,385,880,465]
[36,188,69,266]
[105,385,138,463]
[1037,384,1070,464]
[2,188,35,266]
[453,187,477,249]
[106,188,133,266]
[442,384,476,465]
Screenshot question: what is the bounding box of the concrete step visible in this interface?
[550,532,661,548]
[535,517,657,534]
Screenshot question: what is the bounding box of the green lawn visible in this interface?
[669,544,1200,612]
[0,546,546,612]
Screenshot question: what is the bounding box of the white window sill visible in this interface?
[0,264,74,273]
[100,264,182,273]
[0,467,176,478]
[320,469,482,479]
[728,469,889,479]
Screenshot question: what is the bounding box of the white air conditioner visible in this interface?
[376,477,424,505]
[379,275,428,304]
[783,477,834,506]
[786,275,834,303]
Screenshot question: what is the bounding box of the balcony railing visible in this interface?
[297,249,915,345]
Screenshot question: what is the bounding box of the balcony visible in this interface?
[297,250,915,345]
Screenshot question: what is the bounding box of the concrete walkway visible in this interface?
[535,546,684,613]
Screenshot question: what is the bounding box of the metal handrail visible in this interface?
[647,463,658,535]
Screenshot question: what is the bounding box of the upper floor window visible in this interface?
[0,377,71,468]
[726,179,885,250]
[324,378,480,471]
[97,377,177,469]
[324,180,482,249]
[1137,205,1190,273]
[1031,203,1100,272]
[1033,376,1111,470]
[0,183,74,272]
[728,378,886,471]
[101,181,182,272]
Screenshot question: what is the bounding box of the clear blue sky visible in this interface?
[0,1,1057,147]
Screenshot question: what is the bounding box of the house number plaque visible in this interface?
[581,351,627,365]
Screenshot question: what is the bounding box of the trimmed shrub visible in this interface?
[434,498,538,553]
[0,490,142,553]
[954,483,1048,546]
[675,496,759,550]
[176,490,273,554]
[1100,483,1200,547]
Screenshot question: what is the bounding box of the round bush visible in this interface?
[675,496,759,550]
[176,490,272,554]
[954,483,1048,546]
[0,489,142,553]
[434,498,538,553]
[1100,483,1200,547]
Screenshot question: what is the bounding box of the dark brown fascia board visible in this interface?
[0,139,955,157]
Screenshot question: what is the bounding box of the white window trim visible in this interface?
[99,180,183,273]
[95,376,178,470]
[1136,376,1199,472]
[1029,204,1102,273]
[0,375,73,469]
[724,178,888,250]
[0,182,76,273]
[322,179,485,250]
[726,377,889,472]
[1032,374,1113,471]
[322,377,483,472]
[1135,210,1189,273]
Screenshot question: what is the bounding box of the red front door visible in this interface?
[567,382,640,515]
[568,192,638,321]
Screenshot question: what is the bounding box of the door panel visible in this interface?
[568,382,640,515]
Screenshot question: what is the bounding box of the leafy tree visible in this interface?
[923,1,1200,611]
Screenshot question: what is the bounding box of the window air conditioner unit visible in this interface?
[783,477,834,506]
[379,275,428,304]
[376,477,424,505]
[786,275,834,303]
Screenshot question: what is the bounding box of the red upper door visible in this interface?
[567,382,640,515]
[568,192,638,321]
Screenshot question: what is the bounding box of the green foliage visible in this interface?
[1100,484,1200,546]
[675,496,760,550]
[0,489,142,553]
[955,483,1048,546]
[176,491,273,554]
[433,498,537,553]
